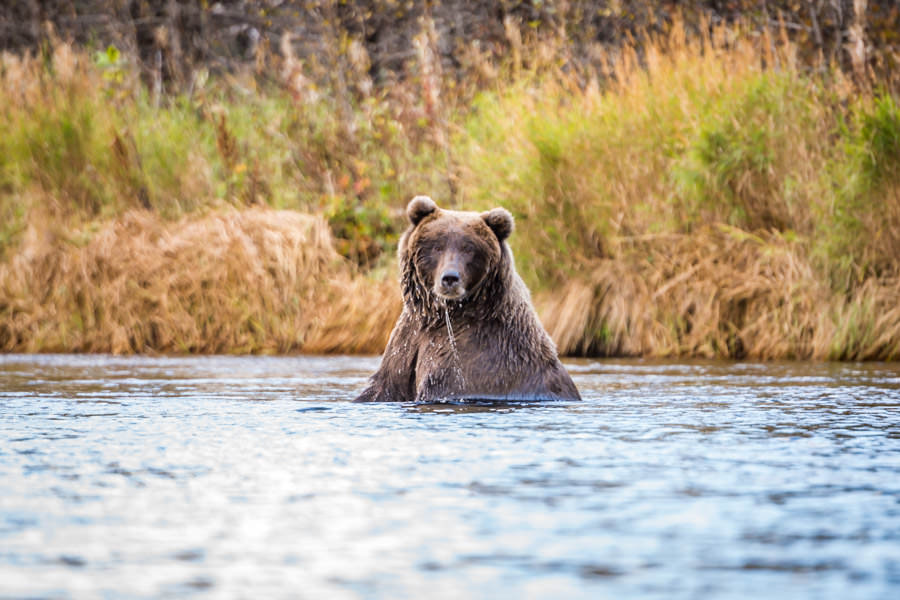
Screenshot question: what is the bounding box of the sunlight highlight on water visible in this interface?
[1,354,899,599]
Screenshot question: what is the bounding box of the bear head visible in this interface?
[400,195,514,309]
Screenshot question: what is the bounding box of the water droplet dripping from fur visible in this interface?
[443,302,466,393]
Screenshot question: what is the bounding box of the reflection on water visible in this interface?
[2,354,899,599]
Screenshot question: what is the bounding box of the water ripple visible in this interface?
[1,354,899,599]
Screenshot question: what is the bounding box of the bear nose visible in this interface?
[441,270,460,288]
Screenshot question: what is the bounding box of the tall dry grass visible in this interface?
[0,208,399,354]
[3,17,900,359]
[538,227,836,359]
[0,35,451,266]
[460,19,900,360]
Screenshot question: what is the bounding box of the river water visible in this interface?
[1,354,899,599]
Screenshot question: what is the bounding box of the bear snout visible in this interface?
[436,267,465,299]
[441,269,460,287]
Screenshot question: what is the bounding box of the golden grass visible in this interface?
[0,208,400,354]
[3,18,900,360]
[536,224,900,361]
[459,19,900,361]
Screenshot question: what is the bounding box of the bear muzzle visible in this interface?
[435,267,466,300]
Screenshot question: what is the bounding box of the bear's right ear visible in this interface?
[407,195,437,226]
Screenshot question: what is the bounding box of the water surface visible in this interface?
[2,354,899,599]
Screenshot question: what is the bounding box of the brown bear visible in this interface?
[354,195,580,403]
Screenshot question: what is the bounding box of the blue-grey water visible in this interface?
[1,354,899,599]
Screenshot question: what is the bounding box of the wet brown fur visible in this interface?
[355,196,580,403]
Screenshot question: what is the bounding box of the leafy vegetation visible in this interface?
[2,14,900,358]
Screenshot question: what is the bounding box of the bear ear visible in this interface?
[407,195,437,226]
[481,208,514,242]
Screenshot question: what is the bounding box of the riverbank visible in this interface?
[2,20,899,359]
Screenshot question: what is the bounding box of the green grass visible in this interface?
[0,46,451,267]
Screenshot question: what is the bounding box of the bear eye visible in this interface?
[416,235,445,257]
[429,238,447,253]
[460,240,481,256]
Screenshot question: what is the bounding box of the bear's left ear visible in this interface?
[481,208,514,242]
[407,195,438,226]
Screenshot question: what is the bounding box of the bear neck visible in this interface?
[401,247,513,329]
